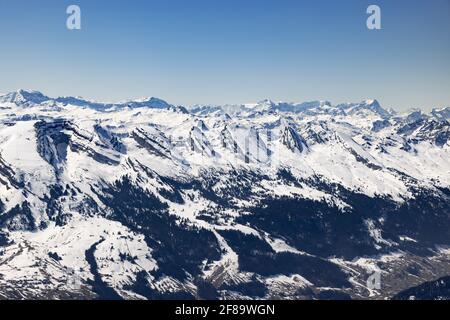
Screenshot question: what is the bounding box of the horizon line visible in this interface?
[2,88,448,113]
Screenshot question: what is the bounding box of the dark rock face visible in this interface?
[35,120,120,173]
[372,119,391,132]
[0,231,9,246]
[0,202,36,231]
[280,125,307,153]
[393,276,450,300]
[85,238,123,300]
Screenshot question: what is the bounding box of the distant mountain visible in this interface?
[337,99,393,118]
[188,98,394,119]
[432,107,450,121]
[0,89,173,111]
[0,89,449,300]
[0,89,50,105]
[121,97,172,110]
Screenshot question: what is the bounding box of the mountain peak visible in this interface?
[363,99,380,106]
[279,121,307,153]
[251,99,277,112]
[338,99,390,118]
[0,89,50,105]
[431,106,450,121]
[125,97,171,109]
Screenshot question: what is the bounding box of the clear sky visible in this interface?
[0,0,449,111]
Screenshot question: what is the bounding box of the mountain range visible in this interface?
[0,89,449,300]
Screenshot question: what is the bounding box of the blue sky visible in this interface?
[0,0,449,110]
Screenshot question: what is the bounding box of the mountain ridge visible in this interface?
[4,89,448,119]
[0,89,449,300]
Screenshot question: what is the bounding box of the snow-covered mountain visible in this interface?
[0,89,449,300]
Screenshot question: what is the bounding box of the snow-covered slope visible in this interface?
[0,89,449,300]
